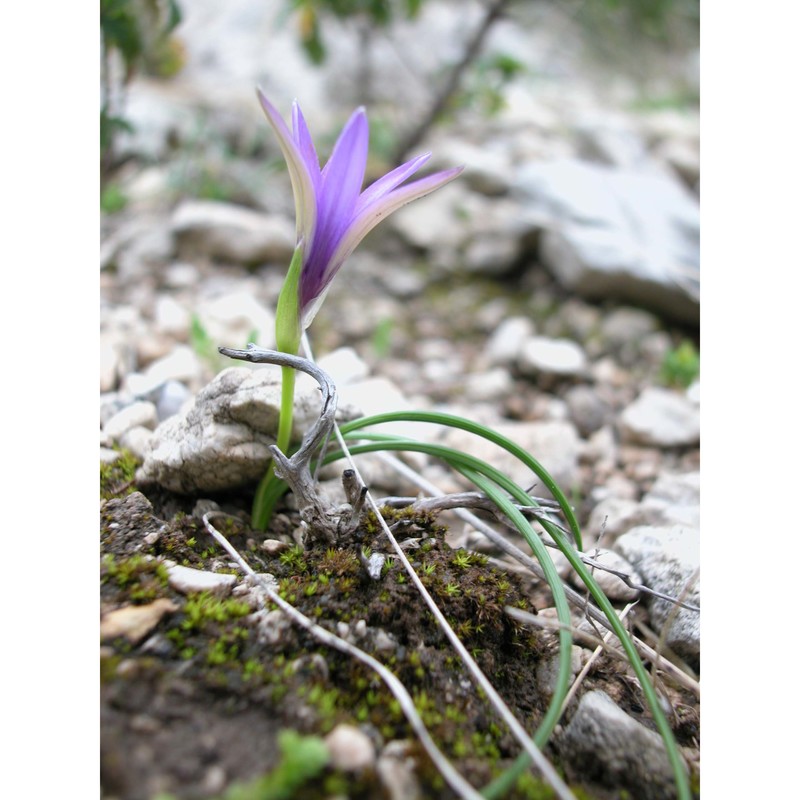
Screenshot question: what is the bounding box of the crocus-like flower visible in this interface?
[251,90,463,530]
[257,89,464,345]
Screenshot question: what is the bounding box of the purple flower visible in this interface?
[258,89,464,329]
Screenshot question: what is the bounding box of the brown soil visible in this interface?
[100,459,699,800]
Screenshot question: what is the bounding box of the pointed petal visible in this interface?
[291,101,321,191]
[355,153,432,215]
[299,107,370,311]
[257,89,317,243]
[325,165,465,280]
[320,107,369,221]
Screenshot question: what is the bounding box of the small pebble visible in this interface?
[166,563,237,596]
[100,599,178,644]
[325,724,376,772]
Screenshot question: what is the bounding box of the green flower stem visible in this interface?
[251,365,296,529]
[251,245,304,531]
[276,365,297,457]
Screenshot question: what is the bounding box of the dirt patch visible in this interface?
[100,465,698,799]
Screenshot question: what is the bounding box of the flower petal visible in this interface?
[320,107,369,223]
[325,165,465,281]
[299,108,370,312]
[291,101,321,192]
[354,153,432,216]
[257,89,317,245]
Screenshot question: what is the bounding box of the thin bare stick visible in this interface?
[561,602,637,711]
[393,0,512,161]
[300,335,575,800]
[202,512,484,800]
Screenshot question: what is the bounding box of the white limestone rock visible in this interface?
[136,366,323,493]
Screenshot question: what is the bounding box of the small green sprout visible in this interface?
[660,339,700,388]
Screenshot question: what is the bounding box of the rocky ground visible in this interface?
[100,2,700,798]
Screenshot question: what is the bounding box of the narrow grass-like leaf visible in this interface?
[333,421,691,800]
[338,410,583,550]
[324,439,574,747]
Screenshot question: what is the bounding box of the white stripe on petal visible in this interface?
[257,89,317,246]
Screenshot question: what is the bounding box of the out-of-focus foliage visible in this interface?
[101,0,183,175]
[453,52,526,116]
[100,182,129,214]
[290,0,423,64]
[101,0,183,78]
[596,0,699,42]
[575,0,699,94]
[660,340,700,388]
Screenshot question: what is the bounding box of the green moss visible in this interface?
[512,772,559,799]
[451,550,489,569]
[279,545,308,573]
[102,553,169,603]
[181,593,251,631]
[100,448,140,499]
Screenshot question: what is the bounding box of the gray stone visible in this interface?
[165,563,238,596]
[517,336,588,379]
[586,497,650,544]
[571,547,641,602]
[600,306,660,351]
[171,200,295,266]
[254,608,293,647]
[325,724,376,772]
[136,366,323,493]
[260,539,292,556]
[464,367,514,403]
[124,346,206,398]
[513,158,699,323]
[433,138,511,196]
[102,217,173,281]
[563,385,612,436]
[535,645,583,697]
[561,690,679,800]
[119,426,155,461]
[377,741,422,800]
[614,525,700,662]
[641,471,700,529]
[103,401,159,440]
[100,336,124,393]
[154,295,191,337]
[100,447,121,465]
[163,261,201,289]
[155,380,193,421]
[574,116,662,172]
[195,291,276,351]
[316,347,369,387]
[619,387,700,448]
[391,187,533,277]
[484,316,535,367]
